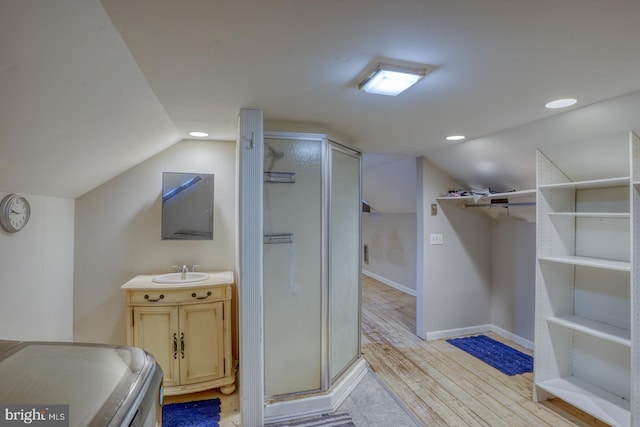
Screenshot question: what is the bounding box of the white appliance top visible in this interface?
[0,341,157,426]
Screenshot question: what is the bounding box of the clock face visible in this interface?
[0,194,30,233]
[9,197,28,229]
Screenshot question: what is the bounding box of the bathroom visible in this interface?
[0,114,367,421]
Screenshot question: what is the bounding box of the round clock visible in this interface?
[0,193,31,233]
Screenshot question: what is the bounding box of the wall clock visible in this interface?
[0,193,31,233]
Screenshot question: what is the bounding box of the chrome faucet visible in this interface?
[173,264,189,280]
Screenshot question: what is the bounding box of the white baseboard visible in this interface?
[362,270,417,296]
[424,323,534,351]
[490,325,534,350]
[264,358,368,423]
[425,324,492,341]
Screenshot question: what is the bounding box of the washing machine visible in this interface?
[0,340,163,426]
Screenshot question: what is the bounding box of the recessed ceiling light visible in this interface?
[188,131,209,138]
[446,135,465,141]
[544,98,577,109]
[358,63,428,96]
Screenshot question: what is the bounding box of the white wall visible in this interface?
[362,154,416,214]
[418,157,492,338]
[74,139,236,345]
[361,154,417,292]
[0,194,74,341]
[490,218,536,343]
[362,212,417,293]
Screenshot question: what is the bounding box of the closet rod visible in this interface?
[463,202,536,208]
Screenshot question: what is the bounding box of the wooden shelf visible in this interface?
[537,376,630,427]
[547,315,631,347]
[538,255,630,272]
[538,176,629,190]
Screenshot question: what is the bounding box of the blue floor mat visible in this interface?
[446,335,533,376]
[163,398,220,427]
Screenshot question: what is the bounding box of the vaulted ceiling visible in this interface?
[2,0,640,198]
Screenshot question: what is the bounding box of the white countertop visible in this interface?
[121,270,234,290]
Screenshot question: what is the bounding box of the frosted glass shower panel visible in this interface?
[329,147,361,380]
[263,137,323,397]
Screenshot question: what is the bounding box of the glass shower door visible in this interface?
[329,145,361,380]
[263,136,323,397]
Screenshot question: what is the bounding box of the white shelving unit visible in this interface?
[534,132,639,427]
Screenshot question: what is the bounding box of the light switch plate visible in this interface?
[430,234,443,245]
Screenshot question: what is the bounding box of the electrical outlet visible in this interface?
[430,234,443,245]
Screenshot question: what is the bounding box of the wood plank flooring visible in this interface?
[360,274,609,427]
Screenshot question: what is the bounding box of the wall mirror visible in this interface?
[161,172,214,240]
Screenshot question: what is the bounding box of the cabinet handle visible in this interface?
[191,291,212,300]
[180,332,185,359]
[144,294,164,302]
[173,333,178,359]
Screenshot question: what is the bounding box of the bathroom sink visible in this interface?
[152,272,211,284]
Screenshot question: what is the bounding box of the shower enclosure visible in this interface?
[263,132,361,401]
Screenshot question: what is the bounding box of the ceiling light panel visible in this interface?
[359,63,428,96]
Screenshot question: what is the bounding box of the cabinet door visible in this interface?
[132,305,180,386]
[179,301,225,385]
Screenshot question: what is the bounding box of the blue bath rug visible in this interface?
[163,398,220,427]
[446,335,533,376]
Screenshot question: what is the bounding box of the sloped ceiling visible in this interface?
[2,0,640,198]
[0,0,179,198]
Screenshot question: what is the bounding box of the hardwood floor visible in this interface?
[361,274,609,427]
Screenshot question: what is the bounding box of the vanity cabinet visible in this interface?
[122,272,235,396]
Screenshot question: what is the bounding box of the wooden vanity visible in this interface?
[122,271,235,396]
